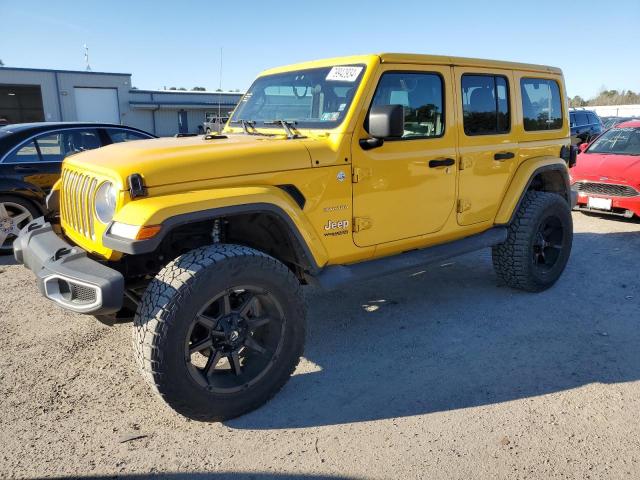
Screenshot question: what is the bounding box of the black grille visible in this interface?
[70,283,97,305]
[575,182,638,198]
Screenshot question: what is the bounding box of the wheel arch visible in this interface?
[0,179,47,215]
[495,157,570,225]
[104,188,328,275]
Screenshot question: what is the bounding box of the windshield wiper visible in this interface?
[229,120,274,137]
[263,120,305,139]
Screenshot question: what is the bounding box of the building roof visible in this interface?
[0,66,131,76]
[132,89,243,95]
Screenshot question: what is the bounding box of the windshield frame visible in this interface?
[586,126,640,156]
[229,64,367,130]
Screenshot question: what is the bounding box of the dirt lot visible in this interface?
[0,212,639,479]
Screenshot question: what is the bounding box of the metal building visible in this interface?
[0,66,243,136]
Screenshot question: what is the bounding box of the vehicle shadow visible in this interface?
[227,230,640,430]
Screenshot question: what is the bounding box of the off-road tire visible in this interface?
[133,243,306,421]
[492,191,573,292]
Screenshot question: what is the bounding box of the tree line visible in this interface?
[570,89,640,107]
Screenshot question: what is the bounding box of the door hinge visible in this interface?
[352,167,371,183]
[457,199,472,213]
[353,217,373,232]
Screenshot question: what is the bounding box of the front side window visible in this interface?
[461,74,510,135]
[587,127,640,155]
[2,140,40,163]
[521,78,563,131]
[34,130,101,162]
[230,65,366,129]
[106,128,151,143]
[369,72,444,139]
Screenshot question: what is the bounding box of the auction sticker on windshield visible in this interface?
[326,66,363,82]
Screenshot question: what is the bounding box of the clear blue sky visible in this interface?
[2,0,639,98]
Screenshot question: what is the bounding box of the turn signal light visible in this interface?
[135,225,162,240]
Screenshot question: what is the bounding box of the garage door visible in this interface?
[74,87,119,123]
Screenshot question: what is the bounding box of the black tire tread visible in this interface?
[132,243,305,421]
[492,191,571,292]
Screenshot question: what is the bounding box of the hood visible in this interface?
[571,152,640,184]
[63,134,313,188]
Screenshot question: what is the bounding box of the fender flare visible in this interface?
[494,158,570,225]
[103,188,327,272]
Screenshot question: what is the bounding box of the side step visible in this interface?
[313,227,508,290]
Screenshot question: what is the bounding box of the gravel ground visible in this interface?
[0,212,639,480]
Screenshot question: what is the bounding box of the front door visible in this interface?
[351,65,457,247]
[178,110,189,134]
[454,67,519,225]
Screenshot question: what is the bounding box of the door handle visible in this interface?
[14,165,38,173]
[429,158,455,168]
[494,152,515,161]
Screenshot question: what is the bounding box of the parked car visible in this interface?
[569,109,603,145]
[602,116,636,130]
[0,122,155,253]
[203,116,229,134]
[15,54,575,421]
[571,120,640,218]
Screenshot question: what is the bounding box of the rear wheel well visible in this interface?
[527,168,568,201]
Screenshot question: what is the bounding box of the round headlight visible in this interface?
[94,181,117,224]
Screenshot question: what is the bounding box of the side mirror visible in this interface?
[369,104,404,139]
[579,142,589,153]
[360,105,404,150]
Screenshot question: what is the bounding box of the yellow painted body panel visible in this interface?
[53,53,570,270]
[494,156,567,224]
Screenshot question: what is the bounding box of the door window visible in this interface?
[369,72,444,139]
[106,128,151,143]
[461,74,510,135]
[520,78,563,131]
[34,130,101,162]
[2,141,40,163]
[575,112,588,127]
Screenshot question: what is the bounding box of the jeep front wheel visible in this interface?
[133,244,306,421]
[492,191,573,292]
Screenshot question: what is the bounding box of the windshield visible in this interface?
[587,126,640,155]
[230,65,366,129]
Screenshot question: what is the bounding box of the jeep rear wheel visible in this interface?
[492,191,573,292]
[133,244,306,421]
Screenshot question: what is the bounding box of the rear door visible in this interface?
[351,64,457,246]
[454,67,519,225]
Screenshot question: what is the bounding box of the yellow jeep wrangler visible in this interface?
[14,54,578,421]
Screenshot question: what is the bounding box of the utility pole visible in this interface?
[217,47,223,121]
[83,44,92,72]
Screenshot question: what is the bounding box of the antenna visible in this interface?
[217,47,222,122]
[83,44,92,72]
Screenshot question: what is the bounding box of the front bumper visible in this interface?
[13,217,124,314]
[574,192,640,218]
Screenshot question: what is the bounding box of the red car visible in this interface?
[570,120,640,218]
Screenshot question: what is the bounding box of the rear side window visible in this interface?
[461,74,510,135]
[370,72,445,139]
[521,78,563,131]
[106,128,151,143]
[575,112,588,126]
[2,140,40,163]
